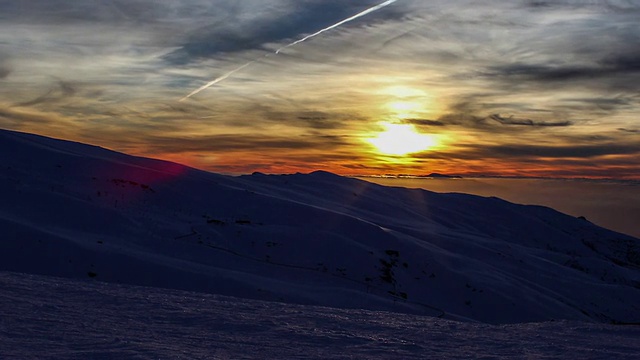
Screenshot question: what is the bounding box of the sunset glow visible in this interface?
[1,1,639,178]
[381,86,437,120]
[387,101,422,118]
[367,123,438,156]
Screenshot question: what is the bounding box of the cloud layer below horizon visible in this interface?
[1,0,639,178]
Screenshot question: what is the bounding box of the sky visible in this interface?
[1,0,639,178]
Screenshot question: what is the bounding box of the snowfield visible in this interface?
[1,128,640,357]
[2,271,640,359]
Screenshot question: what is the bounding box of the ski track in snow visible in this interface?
[1,271,639,360]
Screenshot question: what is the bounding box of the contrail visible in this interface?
[275,0,397,54]
[180,61,257,102]
[180,0,398,101]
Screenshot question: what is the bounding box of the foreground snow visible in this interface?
[2,271,639,359]
[1,128,640,325]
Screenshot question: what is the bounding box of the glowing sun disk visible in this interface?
[367,123,437,156]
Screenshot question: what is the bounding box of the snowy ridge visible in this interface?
[1,128,639,324]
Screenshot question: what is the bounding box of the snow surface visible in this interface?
[1,128,640,356]
[2,271,640,359]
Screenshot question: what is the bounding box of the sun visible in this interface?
[366,123,438,156]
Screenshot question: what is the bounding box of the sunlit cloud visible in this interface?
[1,0,639,178]
[180,0,399,101]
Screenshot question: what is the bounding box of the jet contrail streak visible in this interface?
[275,0,397,54]
[180,61,257,102]
[180,0,398,101]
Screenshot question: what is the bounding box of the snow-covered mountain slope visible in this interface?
[2,271,639,359]
[1,128,639,324]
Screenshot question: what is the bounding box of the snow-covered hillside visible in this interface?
[1,128,639,324]
[2,271,639,359]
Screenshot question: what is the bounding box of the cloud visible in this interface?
[525,0,640,12]
[487,114,572,127]
[434,2,640,101]
[0,0,181,25]
[2,0,640,177]
[487,63,593,82]
[429,107,572,131]
[0,106,79,136]
[452,143,640,160]
[487,55,640,83]
[220,102,366,131]
[296,112,344,130]
[480,52,640,96]
[410,142,640,179]
[601,53,640,73]
[163,0,405,64]
[0,53,10,79]
[0,108,53,125]
[563,97,634,113]
[618,128,640,134]
[143,133,355,154]
[0,64,9,80]
[404,119,446,127]
[13,80,78,107]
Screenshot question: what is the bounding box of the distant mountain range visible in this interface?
[1,128,639,324]
[424,172,463,178]
[360,173,463,179]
